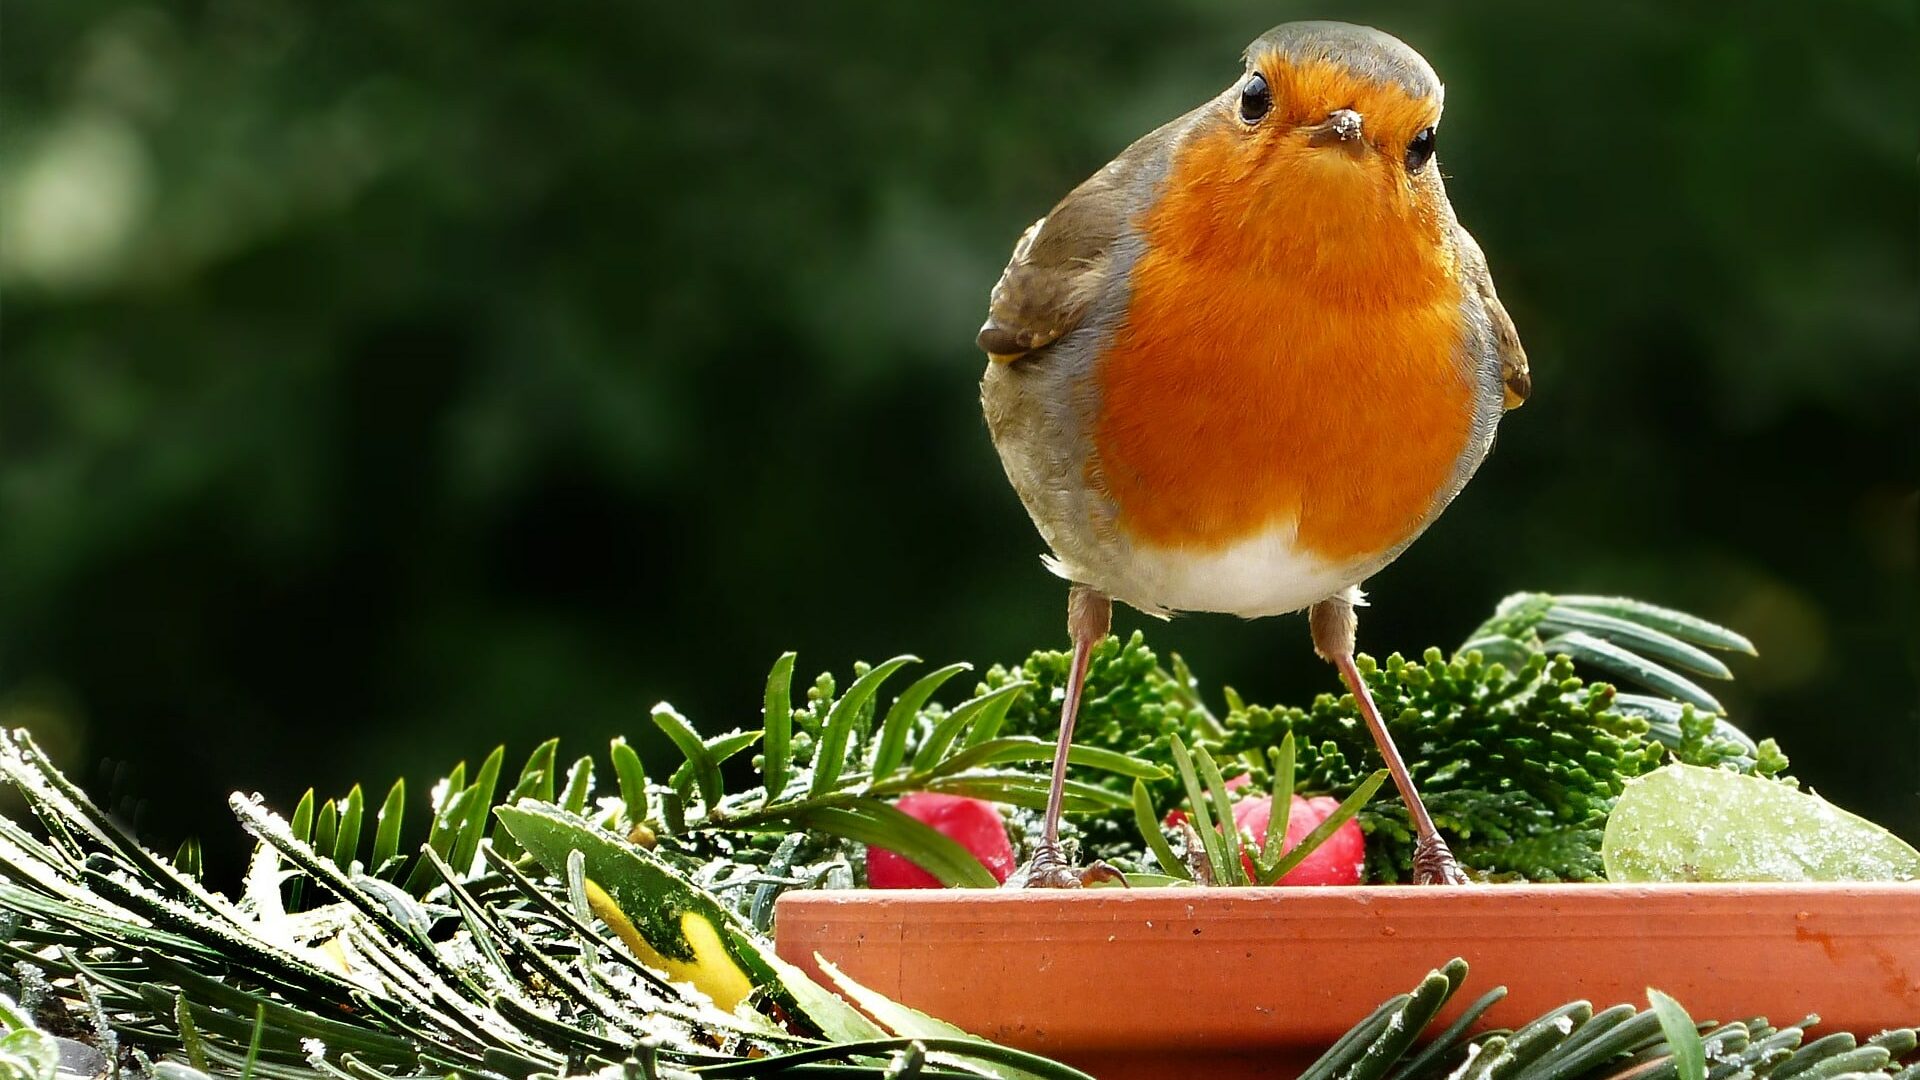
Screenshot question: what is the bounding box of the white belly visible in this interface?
[1052,518,1362,619]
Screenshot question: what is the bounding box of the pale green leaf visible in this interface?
[1648,988,1706,1080]
[1604,764,1920,882]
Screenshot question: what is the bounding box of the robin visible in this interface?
[979,21,1530,887]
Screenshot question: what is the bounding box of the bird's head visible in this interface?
[1153,22,1456,292]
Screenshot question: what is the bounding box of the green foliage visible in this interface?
[1000,593,1783,883]
[1218,649,1666,882]
[1252,761,1382,887]
[1300,960,1917,1080]
[1152,732,1386,886]
[0,716,1910,1080]
[261,652,1164,921]
[986,632,1219,849]
[1604,764,1920,883]
[1660,704,1791,779]
[1460,593,1753,715]
[0,728,1094,1080]
[657,653,1159,894]
[1647,989,1707,1080]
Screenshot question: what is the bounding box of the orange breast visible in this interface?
[1093,122,1474,565]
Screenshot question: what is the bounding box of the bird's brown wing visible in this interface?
[1454,224,1531,409]
[976,166,1133,362]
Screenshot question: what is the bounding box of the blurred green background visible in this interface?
[3,1,1915,876]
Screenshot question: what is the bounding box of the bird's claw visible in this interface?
[1412,833,1469,885]
[1017,844,1128,889]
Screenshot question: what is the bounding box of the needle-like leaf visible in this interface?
[448,746,504,877]
[1168,737,1230,886]
[558,754,595,815]
[1341,966,1458,1080]
[654,703,721,811]
[1554,595,1758,655]
[610,736,649,825]
[1649,989,1708,1080]
[925,736,1166,781]
[762,651,798,802]
[1541,606,1733,679]
[312,797,338,872]
[918,771,1129,813]
[1259,769,1386,886]
[1545,630,1725,713]
[910,681,1027,773]
[781,805,1001,889]
[1131,779,1190,881]
[370,777,405,875]
[1256,734,1296,880]
[814,656,918,797]
[331,784,364,872]
[1193,745,1246,886]
[871,662,971,778]
[505,738,560,806]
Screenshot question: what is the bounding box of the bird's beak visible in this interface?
[1306,109,1366,156]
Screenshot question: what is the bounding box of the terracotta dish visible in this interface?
[776,884,1920,1080]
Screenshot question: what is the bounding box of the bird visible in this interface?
[978,21,1530,887]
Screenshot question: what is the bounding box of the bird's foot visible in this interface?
[1412,833,1470,885]
[1014,842,1128,889]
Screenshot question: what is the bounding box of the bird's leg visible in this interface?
[1308,588,1468,886]
[1022,584,1125,889]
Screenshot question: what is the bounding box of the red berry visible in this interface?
[1233,794,1366,885]
[866,793,1016,888]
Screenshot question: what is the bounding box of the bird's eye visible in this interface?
[1405,126,1437,172]
[1238,73,1272,124]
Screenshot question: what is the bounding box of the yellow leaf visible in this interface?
[584,877,754,1011]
